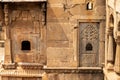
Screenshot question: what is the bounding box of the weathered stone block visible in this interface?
[47,47,77,67]
[72,0,85,4]
[47,7,64,18]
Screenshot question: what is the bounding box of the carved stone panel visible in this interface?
[79,22,99,67]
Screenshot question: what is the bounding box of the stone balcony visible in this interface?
[1,62,44,77]
[2,62,43,69]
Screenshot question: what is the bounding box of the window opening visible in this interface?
[21,41,31,50]
[86,2,93,10]
[86,43,93,51]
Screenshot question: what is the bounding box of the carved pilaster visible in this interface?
[4,4,12,63]
[106,27,113,36]
[107,27,114,70]
[4,4,9,39]
[41,2,47,26]
[114,32,120,73]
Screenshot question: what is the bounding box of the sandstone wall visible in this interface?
[46,0,105,67]
[0,1,106,80]
[7,3,46,64]
[47,73,104,80]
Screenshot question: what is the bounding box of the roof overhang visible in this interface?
[0,0,47,2]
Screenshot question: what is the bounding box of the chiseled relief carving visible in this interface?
[79,23,99,67]
[80,24,98,40]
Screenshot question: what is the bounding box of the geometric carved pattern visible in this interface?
[80,24,98,40]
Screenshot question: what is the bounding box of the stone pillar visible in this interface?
[4,4,12,63]
[114,34,120,73]
[107,28,114,69]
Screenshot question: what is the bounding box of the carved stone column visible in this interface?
[107,28,114,69]
[114,32,120,73]
[4,4,12,63]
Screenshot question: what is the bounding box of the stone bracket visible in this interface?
[2,63,16,69]
[17,62,43,69]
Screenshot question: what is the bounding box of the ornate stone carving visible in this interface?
[2,63,16,69]
[79,23,99,67]
[18,62,43,69]
[81,24,98,40]
[0,69,43,77]
[107,27,113,36]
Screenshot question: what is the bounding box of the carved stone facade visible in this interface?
[104,0,120,80]
[0,0,107,80]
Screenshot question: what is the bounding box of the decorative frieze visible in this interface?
[17,62,43,69]
[0,69,43,77]
[2,63,16,69]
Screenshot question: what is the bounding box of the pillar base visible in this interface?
[107,63,114,70]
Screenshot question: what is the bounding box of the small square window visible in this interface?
[21,41,31,50]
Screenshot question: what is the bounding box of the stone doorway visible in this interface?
[79,22,99,67]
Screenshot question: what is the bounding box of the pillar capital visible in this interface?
[107,27,113,36]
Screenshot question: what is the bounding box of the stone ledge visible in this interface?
[2,63,44,70]
[2,63,16,69]
[43,66,103,73]
[0,69,43,77]
[18,62,43,69]
[0,0,47,2]
[103,68,120,80]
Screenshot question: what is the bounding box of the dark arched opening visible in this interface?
[113,38,116,64]
[118,21,120,31]
[109,14,114,28]
[86,2,93,10]
[86,43,93,51]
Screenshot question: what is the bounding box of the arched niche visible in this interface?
[86,43,93,51]
[118,21,120,31]
[109,14,114,28]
